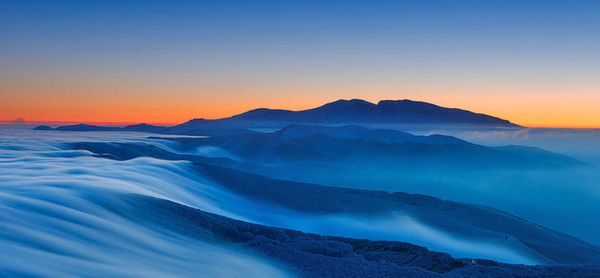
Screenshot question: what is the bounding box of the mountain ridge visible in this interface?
[207,98,520,128]
[63,141,600,265]
[34,98,520,133]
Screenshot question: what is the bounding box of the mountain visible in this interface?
[159,125,580,169]
[164,99,520,132]
[36,123,169,133]
[34,99,520,134]
[275,124,466,144]
[36,122,254,136]
[54,123,121,131]
[202,98,519,128]
[32,125,53,130]
[122,123,169,133]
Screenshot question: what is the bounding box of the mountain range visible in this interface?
[156,124,580,169]
[34,98,519,134]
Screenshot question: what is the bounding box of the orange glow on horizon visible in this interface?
[2,78,600,128]
[3,95,600,129]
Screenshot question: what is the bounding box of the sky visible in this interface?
[1,0,599,127]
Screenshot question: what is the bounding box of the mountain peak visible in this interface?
[48,98,520,133]
[377,99,440,110]
[333,98,375,105]
[313,99,376,111]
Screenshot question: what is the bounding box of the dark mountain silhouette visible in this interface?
[55,123,121,131]
[218,99,518,127]
[36,98,520,134]
[45,123,167,132]
[45,123,169,132]
[32,125,53,130]
[37,122,253,136]
[122,123,169,133]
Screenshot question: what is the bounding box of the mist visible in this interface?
[407,127,600,244]
[184,125,600,246]
[0,125,545,270]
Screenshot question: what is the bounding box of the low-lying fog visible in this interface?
[410,127,600,244]
[2,124,599,276]
[0,125,544,272]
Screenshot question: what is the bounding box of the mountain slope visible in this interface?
[275,124,465,144]
[65,141,600,265]
[161,125,580,169]
[104,193,600,278]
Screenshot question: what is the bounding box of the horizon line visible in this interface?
[2,120,600,130]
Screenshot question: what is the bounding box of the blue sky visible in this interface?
[1,0,600,126]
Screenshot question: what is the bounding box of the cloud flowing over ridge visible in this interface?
[0,125,544,275]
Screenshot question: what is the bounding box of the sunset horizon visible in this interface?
[3,1,600,129]
[3,95,600,129]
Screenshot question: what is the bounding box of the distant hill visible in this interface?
[161,125,580,169]
[275,124,466,144]
[166,98,520,133]
[41,120,575,171]
[35,122,252,136]
[39,123,169,132]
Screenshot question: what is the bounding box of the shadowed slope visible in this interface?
[160,126,581,169]
[99,193,600,278]
[66,141,600,264]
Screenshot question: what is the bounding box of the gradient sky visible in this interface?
[1,0,599,127]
